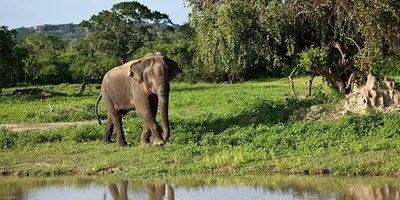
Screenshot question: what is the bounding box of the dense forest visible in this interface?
[1,0,400,94]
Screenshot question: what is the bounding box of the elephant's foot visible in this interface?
[118,139,128,147]
[101,138,113,144]
[141,138,151,147]
[118,142,128,147]
[141,142,150,147]
[163,134,170,142]
[101,134,112,144]
[153,138,165,146]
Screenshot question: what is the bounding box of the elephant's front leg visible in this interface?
[102,117,114,143]
[138,113,164,146]
[147,120,164,146]
[140,125,151,146]
[139,97,164,146]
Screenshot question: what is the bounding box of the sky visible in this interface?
[0,0,191,29]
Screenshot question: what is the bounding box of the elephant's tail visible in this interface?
[95,93,102,125]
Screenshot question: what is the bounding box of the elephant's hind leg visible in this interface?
[110,111,128,147]
[102,117,114,143]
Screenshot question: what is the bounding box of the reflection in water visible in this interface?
[1,175,400,200]
[344,185,400,200]
[105,180,175,200]
[145,183,175,200]
[108,180,128,200]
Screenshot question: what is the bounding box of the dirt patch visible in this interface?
[296,73,400,121]
[12,88,54,97]
[337,73,400,114]
[0,121,95,132]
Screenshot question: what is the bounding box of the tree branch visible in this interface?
[289,66,299,96]
[345,37,362,53]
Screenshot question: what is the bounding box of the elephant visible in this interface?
[95,52,182,147]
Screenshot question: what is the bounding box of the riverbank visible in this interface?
[2,174,400,199]
[1,79,400,178]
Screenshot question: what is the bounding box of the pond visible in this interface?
[1,175,399,200]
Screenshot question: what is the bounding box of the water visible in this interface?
[1,175,399,200]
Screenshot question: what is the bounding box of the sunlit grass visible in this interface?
[1,77,400,177]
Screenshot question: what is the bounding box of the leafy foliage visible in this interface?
[134,25,196,82]
[80,1,172,63]
[18,33,71,84]
[186,0,400,89]
[64,38,120,85]
[0,26,24,91]
[2,0,400,92]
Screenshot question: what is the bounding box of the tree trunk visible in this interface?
[312,67,347,94]
[228,74,234,84]
[289,66,299,96]
[78,77,87,96]
[87,83,93,94]
[305,74,315,97]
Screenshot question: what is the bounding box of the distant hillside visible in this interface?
[13,23,185,43]
[14,23,84,42]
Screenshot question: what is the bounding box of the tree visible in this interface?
[135,28,196,82]
[188,0,257,83]
[0,26,24,92]
[80,1,172,63]
[186,0,294,83]
[187,0,400,92]
[64,38,120,95]
[285,0,400,94]
[18,33,70,85]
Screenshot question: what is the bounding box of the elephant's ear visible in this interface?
[128,60,144,83]
[165,57,183,81]
[140,57,156,78]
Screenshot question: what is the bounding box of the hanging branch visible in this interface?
[346,73,354,90]
[305,74,316,97]
[289,66,299,96]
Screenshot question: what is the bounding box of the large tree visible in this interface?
[80,1,172,63]
[188,0,265,83]
[186,0,400,91]
[287,0,400,94]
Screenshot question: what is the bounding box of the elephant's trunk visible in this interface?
[158,83,170,141]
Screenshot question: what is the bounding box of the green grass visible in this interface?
[1,77,400,178]
[0,83,104,123]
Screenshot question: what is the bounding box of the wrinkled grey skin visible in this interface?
[95,52,182,146]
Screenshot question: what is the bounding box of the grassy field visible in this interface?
[1,77,400,178]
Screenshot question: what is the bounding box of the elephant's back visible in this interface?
[104,60,140,79]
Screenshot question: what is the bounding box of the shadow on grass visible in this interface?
[1,91,69,102]
[175,100,291,134]
[170,96,325,145]
[172,86,215,93]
